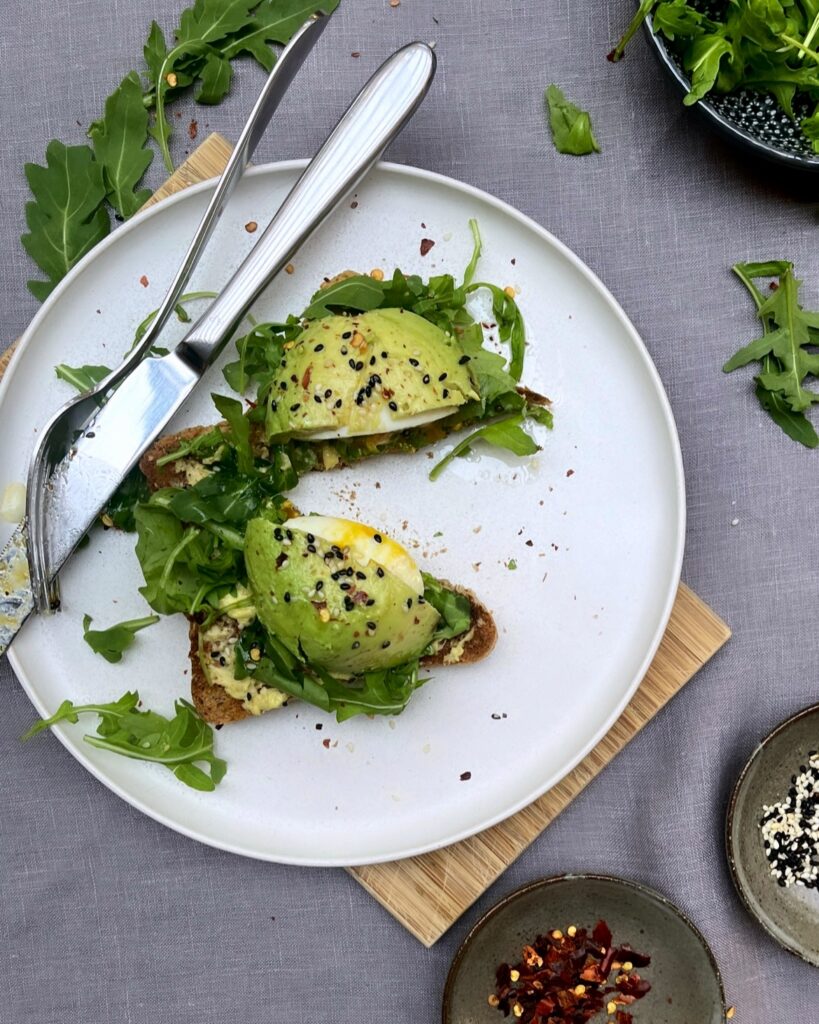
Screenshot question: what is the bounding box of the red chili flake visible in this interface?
[460,771,472,781]
[322,738,331,749]
[489,921,651,1024]
[769,281,779,290]
[350,200,359,209]
[188,119,198,140]
[566,468,575,477]
[511,257,517,265]
[301,366,312,389]
[351,51,361,57]
[139,275,149,288]
[420,238,435,256]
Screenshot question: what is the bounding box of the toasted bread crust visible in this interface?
[187,584,496,726]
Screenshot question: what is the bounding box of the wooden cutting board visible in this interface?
[3,132,731,947]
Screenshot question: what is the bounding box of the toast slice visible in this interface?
[188,582,497,725]
[140,441,498,724]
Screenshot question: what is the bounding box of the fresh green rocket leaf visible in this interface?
[23,690,226,791]
[211,393,253,473]
[89,71,153,218]
[22,141,110,300]
[684,33,733,105]
[429,413,540,481]
[82,613,160,663]
[54,363,112,393]
[545,85,601,155]
[224,0,340,71]
[196,52,234,104]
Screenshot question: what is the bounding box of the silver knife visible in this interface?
[0,42,437,656]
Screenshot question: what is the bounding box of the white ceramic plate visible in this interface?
[0,161,685,866]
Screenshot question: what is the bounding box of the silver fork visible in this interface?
[26,13,328,614]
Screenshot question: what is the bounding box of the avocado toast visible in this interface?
[139,435,496,724]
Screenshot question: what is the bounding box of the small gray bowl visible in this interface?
[644,13,819,173]
[726,702,819,967]
[442,874,727,1023]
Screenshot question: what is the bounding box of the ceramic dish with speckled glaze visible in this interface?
[644,13,819,173]
[726,702,819,967]
[442,874,727,1024]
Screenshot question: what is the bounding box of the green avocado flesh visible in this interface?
[244,518,441,674]
[264,308,478,441]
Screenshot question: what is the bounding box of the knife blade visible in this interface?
[0,41,436,658]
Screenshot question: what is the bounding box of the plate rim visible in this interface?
[4,157,686,866]
[725,700,819,968]
[441,872,727,1023]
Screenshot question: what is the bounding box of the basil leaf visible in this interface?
[24,691,226,791]
[22,141,110,300]
[88,71,153,219]
[545,85,601,156]
[82,612,160,663]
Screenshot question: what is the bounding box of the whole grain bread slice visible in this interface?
[187,582,496,725]
[143,428,498,725]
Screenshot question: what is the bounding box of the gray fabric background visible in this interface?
[1,0,818,1020]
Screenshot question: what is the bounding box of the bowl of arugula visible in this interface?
[613,0,819,172]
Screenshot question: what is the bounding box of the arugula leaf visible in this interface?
[684,32,733,105]
[422,575,472,640]
[545,85,601,155]
[224,0,339,70]
[726,261,819,447]
[104,466,152,532]
[211,394,253,473]
[24,691,226,791]
[610,0,657,61]
[429,413,541,481]
[82,612,159,663]
[54,363,111,392]
[89,71,153,219]
[22,141,110,300]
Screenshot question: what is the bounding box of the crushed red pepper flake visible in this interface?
[460,771,472,781]
[491,920,651,1023]
[420,237,435,256]
[188,119,198,140]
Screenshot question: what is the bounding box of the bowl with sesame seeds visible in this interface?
[726,702,819,967]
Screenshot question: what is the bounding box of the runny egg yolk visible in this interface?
[285,515,423,595]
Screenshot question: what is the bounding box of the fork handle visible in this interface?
[176,42,436,370]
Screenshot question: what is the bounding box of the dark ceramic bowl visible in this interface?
[442,874,727,1024]
[726,702,819,967]
[644,14,819,173]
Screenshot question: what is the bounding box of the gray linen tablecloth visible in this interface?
[2,1,818,1021]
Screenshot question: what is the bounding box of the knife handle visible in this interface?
[176,42,436,370]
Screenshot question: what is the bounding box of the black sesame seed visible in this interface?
[417,595,425,604]
[355,361,364,371]
[344,596,354,611]
[422,374,430,384]
[270,400,278,412]
[314,343,324,352]
[315,580,324,591]
[458,354,471,364]
[381,641,391,649]
[442,388,449,398]
[290,374,298,384]
[406,597,413,609]
[348,358,357,369]
[367,621,377,630]
[373,533,382,543]
[352,641,360,649]
[409,358,419,367]
[335,399,343,409]
[340,346,348,355]
[307,544,317,553]
[290,403,301,412]
[324,388,332,398]
[439,372,448,381]
[314,395,322,403]
[306,533,315,543]
[274,528,283,541]
[369,356,376,366]
[342,331,352,340]
[388,401,398,412]
[376,567,385,578]
[371,374,381,384]
[366,599,376,606]
[280,381,287,391]
[331,571,341,580]
[355,393,364,406]
[286,530,293,540]
[339,582,351,591]
[381,350,388,358]
[284,592,291,603]
[356,571,367,580]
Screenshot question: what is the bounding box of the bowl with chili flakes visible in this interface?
[442,874,727,1024]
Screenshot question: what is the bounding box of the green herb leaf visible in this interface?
[22,141,110,300]
[211,393,253,473]
[23,691,226,791]
[224,0,340,71]
[429,413,540,481]
[54,363,112,393]
[422,575,472,640]
[683,33,733,105]
[82,612,160,663]
[103,466,151,532]
[545,85,601,155]
[89,71,153,219]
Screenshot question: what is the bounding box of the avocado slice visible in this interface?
[265,308,478,441]
[244,516,440,674]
